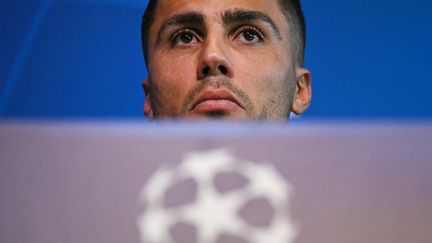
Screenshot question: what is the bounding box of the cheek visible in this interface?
[237,52,293,102]
[149,57,196,106]
[151,57,191,86]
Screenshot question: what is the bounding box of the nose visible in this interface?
[197,37,233,80]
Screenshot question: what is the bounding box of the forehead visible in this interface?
[152,0,287,27]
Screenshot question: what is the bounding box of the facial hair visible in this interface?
[179,78,255,117]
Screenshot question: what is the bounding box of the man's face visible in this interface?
[143,0,311,120]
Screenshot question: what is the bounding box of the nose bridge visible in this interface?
[204,31,227,60]
[197,27,233,79]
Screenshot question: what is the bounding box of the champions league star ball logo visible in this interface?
[137,149,297,243]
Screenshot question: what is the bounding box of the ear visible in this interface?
[142,78,154,119]
[291,68,312,115]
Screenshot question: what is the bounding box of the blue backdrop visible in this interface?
[1,0,431,120]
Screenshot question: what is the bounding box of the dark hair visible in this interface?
[141,0,306,66]
[277,0,306,66]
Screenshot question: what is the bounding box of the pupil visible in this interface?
[181,33,193,43]
[244,31,255,41]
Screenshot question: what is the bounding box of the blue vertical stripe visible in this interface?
[0,0,53,116]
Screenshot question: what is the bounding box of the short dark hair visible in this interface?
[277,0,306,66]
[141,0,306,66]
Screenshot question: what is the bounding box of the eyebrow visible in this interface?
[156,11,205,45]
[222,9,282,39]
[155,9,282,45]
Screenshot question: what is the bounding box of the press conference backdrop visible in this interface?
[1,0,431,119]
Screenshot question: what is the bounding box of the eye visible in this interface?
[171,29,199,47]
[234,26,264,44]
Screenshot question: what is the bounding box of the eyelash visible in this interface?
[234,25,265,43]
[169,25,265,47]
[170,28,200,47]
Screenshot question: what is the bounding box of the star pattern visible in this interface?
[138,149,297,243]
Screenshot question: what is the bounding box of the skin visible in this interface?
[143,0,311,120]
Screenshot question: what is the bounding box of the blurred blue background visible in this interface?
[1,0,431,120]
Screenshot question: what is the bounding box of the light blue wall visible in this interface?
[1,0,431,119]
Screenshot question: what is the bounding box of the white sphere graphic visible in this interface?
[137,149,297,243]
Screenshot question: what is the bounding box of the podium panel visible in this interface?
[1,122,431,243]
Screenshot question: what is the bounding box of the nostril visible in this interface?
[203,66,210,76]
[200,64,229,78]
[218,65,227,75]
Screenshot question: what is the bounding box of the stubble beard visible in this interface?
[179,78,255,119]
[150,74,296,120]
